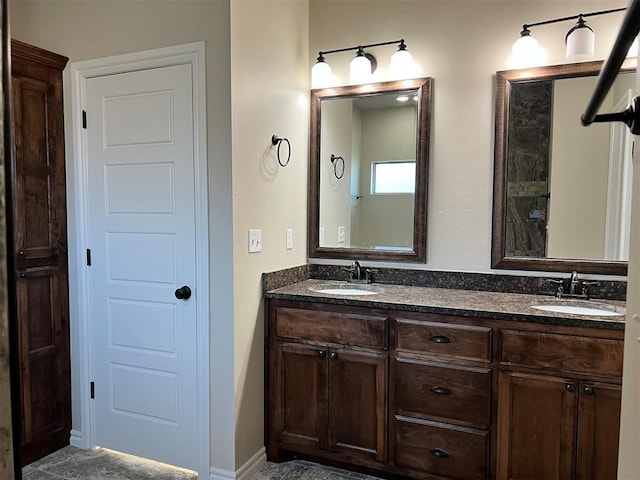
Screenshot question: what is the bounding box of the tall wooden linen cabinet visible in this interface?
[10,39,71,466]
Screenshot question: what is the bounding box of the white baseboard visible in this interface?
[209,447,266,480]
[69,430,87,449]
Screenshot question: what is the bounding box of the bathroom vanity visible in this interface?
[265,280,624,480]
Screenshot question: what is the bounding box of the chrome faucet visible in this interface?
[569,271,580,296]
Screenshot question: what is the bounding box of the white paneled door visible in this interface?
[85,63,199,470]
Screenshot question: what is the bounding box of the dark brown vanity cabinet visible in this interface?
[266,298,624,480]
[497,330,624,480]
[267,302,389,466]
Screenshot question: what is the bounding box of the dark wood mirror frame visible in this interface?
[308,77,432,262]
[492,59,635,275]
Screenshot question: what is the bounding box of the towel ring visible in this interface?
[271,135,291,167]
[330,154,345,179]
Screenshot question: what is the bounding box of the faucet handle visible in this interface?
[364,268,378,282]
[582,281,601,287]
[545,279,564,285]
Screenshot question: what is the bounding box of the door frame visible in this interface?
[68,42,210,476]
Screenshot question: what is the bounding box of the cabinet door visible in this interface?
[273,343,328,452]
[12,42,71,466]
[497,371,577,480]
[576,382,621,480]
[328,348,388,462]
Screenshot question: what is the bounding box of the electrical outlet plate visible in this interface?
[249,229,262,253]
[286,228,293,250]
[338,225,346,243]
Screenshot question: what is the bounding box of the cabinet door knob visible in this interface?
[583,386,595,395]
[566,383,576,393]
[428,448,450,459]
[330,352,338,360]
[430,335,450,344]
[430,386,452,395]
[318,350,326,359]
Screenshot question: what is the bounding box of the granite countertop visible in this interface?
[265,279,626,330]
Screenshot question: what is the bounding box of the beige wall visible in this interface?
[230,0,309,468]
[309,0,629,272]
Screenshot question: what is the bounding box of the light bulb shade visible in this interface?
[311,59,332,88]
[390,48,414,79]
[512,31,544,68]
[350,54,372,84]
[565,21,595,60]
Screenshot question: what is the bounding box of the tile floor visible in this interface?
[23,446,383,480]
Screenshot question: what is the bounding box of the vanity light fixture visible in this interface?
[513,7,627,68]
[311,39,414,88]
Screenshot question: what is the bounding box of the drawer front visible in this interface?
[275,307,388,349]
[395,416,488,480]
[395,359,491,426]
[501,330,623,377]
[396,318,491,361]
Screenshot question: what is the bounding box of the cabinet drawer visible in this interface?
[500,330,623,377]
[275,307,388,349]
[395,416,488,480]
[395,318,491,361]
[395,358,491,426]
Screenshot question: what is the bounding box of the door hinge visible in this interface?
[90,381,95,399]
[82,110,87,129]
[86,248,91,266]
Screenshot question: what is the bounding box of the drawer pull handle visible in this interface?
[583,386,595,395]
[566,383,576,393]
[430,335,450,344]
[430,386,451,395]
[429,448,450,459]
[318,350,326,359]
[330,352,338,360]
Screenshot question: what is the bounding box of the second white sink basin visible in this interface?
[532,304,624,317]
[310,283,382,296]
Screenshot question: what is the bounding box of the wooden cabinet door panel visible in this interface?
[275,343,327,451]
[497,371,577,480]
[576,382,621,480]
[16,266,69,462]
[328,348,387,462]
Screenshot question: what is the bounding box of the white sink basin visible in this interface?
[532,304,624,317]
[310,284,382,296]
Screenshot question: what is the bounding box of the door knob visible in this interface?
[175,285,192,300]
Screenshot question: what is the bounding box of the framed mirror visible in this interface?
[308,77,432,262]
[492,59,635,275]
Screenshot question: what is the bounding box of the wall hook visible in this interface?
[271,135,291,167]
[330,154,345,179]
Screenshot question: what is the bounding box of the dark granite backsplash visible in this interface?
[262,264,310,292]
[262,263,626,301]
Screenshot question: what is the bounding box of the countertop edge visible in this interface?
[264,281,626,331]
